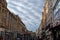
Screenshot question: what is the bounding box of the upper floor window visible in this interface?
[0,0,4,3]
[0,7,1,12]
[54,1,60,15]
[2,8,5,13]
[56,2,60,9]
[0,0,2,3]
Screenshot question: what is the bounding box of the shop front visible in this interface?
[50,25,60,40]
[0,28,5,40]
[0,31,5,40]
[17,33,24,40]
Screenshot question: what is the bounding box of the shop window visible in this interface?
[56,31,60,39]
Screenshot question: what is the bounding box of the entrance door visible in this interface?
[57,31,60,40]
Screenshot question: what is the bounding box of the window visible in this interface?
[56,2,60,9]
[0,0,2,3]
[53,1,60,24]
[54,1,60,19]
[54,1,60,14]
[54,9,60,20]
[0,7,1,12]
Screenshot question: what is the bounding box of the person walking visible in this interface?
[37,36,40,40]
[37,36,43,40]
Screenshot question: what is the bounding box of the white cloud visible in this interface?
[7,0,45,32]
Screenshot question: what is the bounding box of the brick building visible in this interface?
[0,0,28,40]
[0,0,8,32]
[0,0,27,32]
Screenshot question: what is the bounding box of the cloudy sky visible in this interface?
[6,0,45,32]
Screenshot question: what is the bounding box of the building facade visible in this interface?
[45,0,60,40]
[0,0,27,32]
[40,0,49,39]
[42,0,60,40]
[0,0,7,32]
[52,0,60,40]
[37,0,49,39]
[0,0,28,40]
[45,0,53,40]
[36,21,42,38]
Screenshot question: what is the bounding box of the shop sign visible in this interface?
[0,28,5,31]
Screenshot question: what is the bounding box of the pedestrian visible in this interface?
[37,36,40,40]
[40,38,43,40]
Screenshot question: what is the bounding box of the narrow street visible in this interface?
[0,0,60,40]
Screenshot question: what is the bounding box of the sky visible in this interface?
[6,0,45,32]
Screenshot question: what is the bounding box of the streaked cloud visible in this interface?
[7,0,45,32]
